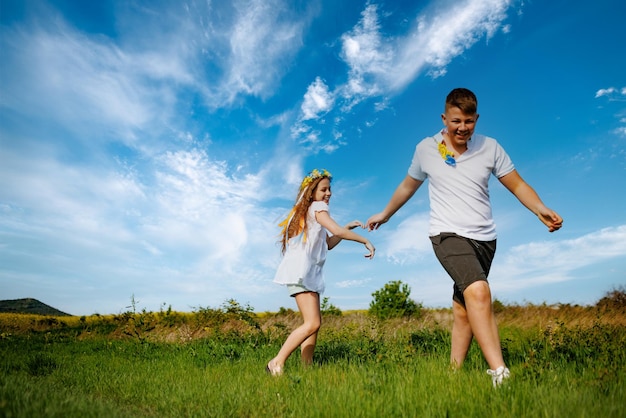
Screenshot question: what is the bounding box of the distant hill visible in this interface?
[0,298,70,316]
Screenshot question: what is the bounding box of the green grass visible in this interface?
[1,299,625,417]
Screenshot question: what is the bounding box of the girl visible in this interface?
[267,168,375,375]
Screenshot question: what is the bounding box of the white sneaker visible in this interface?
[487,366,510,387]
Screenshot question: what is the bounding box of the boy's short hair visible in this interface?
[445,88,478,114]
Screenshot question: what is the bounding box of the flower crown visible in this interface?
[300,168,332,191]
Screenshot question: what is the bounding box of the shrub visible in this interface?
[321,297,342,316]
[277,307,295,316]
[369,280,422,320]
[492,299,505,314]
[596,286,626,312]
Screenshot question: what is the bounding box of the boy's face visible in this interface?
[441,106,479,147]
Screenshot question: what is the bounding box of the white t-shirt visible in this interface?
[273,201,329,293]
[408,132,514,241]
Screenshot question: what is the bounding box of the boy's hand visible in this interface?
[366,213,388,231]
[538,208,563,232]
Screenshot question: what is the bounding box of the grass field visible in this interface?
[1,294,625,417]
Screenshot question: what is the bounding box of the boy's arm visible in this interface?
[316,211,375,258]
[366,175,423,230]
[498,170,563,232]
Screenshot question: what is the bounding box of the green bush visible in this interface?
[369,280,422,319]
[321,297,342,316]
[596,286,626,312]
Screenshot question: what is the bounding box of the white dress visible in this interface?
[273,201,330,294]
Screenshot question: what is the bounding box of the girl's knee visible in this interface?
[305,320,321,334]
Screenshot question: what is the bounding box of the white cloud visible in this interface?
[0,1,312,314]
[292,0,514,151]
[0,137,282,314]
[336,278,372,288]
[0,0,313,133]
[595,87,617,98]
[0,26,178,144]
[492,225,626,291]
[595,86,626,100]
[341,0,514,94]
[389,0,512,90]
[381,212,432,264]
[594,86,626,137]
[301,77,335,121]
[218,0,309,104]
[339,4,392,104]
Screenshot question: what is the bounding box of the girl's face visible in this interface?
[313,178,331,204]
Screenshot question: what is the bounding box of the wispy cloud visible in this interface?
[595,86,626,138]
[293,0,515,152]
[382,212,432,264]
[0,0,313,305]
[300,77,335,121]
[492,225,626,292]
[0,142,279,313]
[388,0,512,87]
[1,24,178,145]
[336,278,372,288]
[339,4,391,106]
[373,215,626,304]
[210,0,312,105]
[595,87,617,98]
[595,86,626,99]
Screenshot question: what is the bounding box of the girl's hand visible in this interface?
[364,241,375,259]
[345,220,364,230]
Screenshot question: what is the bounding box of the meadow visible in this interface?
[1,292,625,418]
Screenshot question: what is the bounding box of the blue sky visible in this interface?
[1,0,625,316]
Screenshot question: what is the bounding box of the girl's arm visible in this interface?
[326,220,362,250]
[315,211,375,258]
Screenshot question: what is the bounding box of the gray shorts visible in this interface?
[287,284,316,297]
[430,233,496,306]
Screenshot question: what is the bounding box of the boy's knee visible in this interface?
[464,281,492,303]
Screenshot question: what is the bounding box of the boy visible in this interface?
[366,88,563,386]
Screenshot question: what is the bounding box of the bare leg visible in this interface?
[462,281,505,370]
[268,292,321,371]
[300,331,318,365]
[450,300,473,368]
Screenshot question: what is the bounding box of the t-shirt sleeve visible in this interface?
[408,141,427,181]
[492,140,515,178]
[309,201,332,237]
[309,201,329,213]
